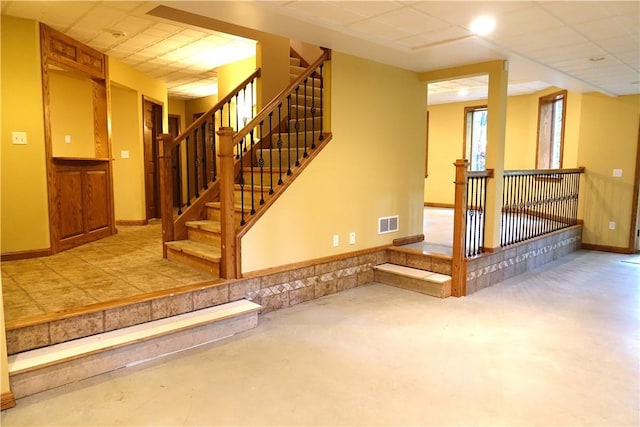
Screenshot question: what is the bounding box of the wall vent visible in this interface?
[378,215,399,234]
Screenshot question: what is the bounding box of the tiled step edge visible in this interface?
[9,300,261,398]
[373,263,451,298]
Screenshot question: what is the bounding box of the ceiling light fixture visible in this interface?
[589,56,605,62]
[469,15,496,36]
[457,89,470,97]
[111,30,126,39]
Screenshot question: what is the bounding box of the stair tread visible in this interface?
[166,240,221,261]
[185,220,221,232]
[374,263,451,283]
[8,300,262,375]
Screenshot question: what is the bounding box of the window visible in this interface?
[536,91,566,169]
[464,106,488,171]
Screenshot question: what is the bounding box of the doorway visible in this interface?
[143,98,163,220]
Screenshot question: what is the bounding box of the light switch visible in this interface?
[12,131,27,145]
[121,150,130,159]
[64,135,71,144]
[612,169,622,177]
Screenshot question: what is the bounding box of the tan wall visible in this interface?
[578,93,640,248]
[109,57,168,222]
[290,40,324,64]
[241,52,427,272]
[0,16,50,254]
[0,280,9,399]
[48,70,95,158]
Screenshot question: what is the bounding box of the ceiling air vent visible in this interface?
[378,215,399,234]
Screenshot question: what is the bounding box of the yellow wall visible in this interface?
[111,84,145,221]
[425,88,583,205]
[578,93,640,248]
[0,281,8,398]
[109,57,168,222]
[241,52,427,272]
[48,70,95,158]
[426,87,639,249]
[168,98,186,133]
[185,95,218,127]
[1,16,50,253]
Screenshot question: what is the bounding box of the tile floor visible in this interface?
[1,221,215,324]
[1,250,638,426]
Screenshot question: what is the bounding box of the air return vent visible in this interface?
[378,215,399,234]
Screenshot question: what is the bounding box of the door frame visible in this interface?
[142,96,164,220]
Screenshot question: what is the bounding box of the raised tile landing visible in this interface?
[1,221,217,325]
[374,263,451,298]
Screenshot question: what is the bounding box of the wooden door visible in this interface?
[168,114,181,207]
[143,99,163,219]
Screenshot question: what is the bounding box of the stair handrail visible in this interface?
[233,48,330,145]
[170,68,261,150]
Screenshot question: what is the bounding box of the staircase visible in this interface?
[163,52,330,278]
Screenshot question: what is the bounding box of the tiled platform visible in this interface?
[1,221,217,325]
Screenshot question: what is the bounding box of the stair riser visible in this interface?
[289,117,323,131]
[243,170,288,186]
[206,206,245,226]
[374,270,451,298]
[187,228,221,246]
[167,247,221,276]
[271,131,323,147]
[289,57,300,67]
[9,312,258,399]
[234,189,268,206]
[290,74,321,85]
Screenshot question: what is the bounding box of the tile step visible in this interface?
[8,300,262,398]
[374,263,451,283]
[165,240,221,262]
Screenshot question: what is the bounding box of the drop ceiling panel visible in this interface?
[333,1,404,20]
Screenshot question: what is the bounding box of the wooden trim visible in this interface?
[241,245,389,279]
[504,167,585,176]
[536,90,567,169]
[115,220,149,226]
[629,116,640,253]
[425,202,455,209]
[1,391,16,411]
[388,245,451,260]
[581,243,633,254]
[425,110,429,178]
[463,104,488,164]
[451,159,469,297]
[1,248,52,262]
[218,127,238,279]
[393,234,424,246]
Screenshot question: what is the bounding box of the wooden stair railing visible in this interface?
[158,69,261,248]
[218,48,332,278]
[158,49,332,279]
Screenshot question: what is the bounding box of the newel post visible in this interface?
[157,133,175,258]
[217,127,237,279]
[451,159,469,297]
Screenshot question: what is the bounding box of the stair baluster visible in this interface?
[277,104,284,185]
[268,112,274,195]
[201,121,208,190]
[303,77,309,158]
[258,121,265,205]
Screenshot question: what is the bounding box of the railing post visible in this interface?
[452,159,469,297]
[217,127,237,279]
[157,133,175,258]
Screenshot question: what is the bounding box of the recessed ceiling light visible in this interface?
[470,16,496,35]
[457,89,470,97]
[589,56,605,62]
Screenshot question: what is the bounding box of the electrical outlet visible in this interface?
[608,221,616,230]
[64,135,72,144]
[612,169,622,177]
[332,235,339,247]
[349,232,356,245]
[12,131,27,145]
[121,150,130,159]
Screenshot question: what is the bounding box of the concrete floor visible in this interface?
[2,250,638,426]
